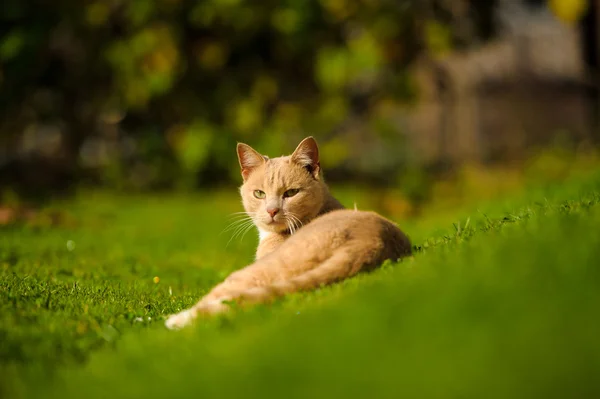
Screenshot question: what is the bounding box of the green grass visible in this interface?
[2,170,600,399]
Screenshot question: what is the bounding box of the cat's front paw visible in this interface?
[165,308,196,330]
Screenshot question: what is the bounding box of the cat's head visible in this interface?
[236,136,328,234]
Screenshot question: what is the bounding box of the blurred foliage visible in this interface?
[0,0,502,195]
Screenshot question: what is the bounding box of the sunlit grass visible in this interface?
[2,169,600,398]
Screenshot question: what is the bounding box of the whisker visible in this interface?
[225,219,253,237]
[226,219,255,247]
[239,223,257,242]
[231,220,254,238]
[295,220,302,234]
[226,211,258,219]
[287,213,304,235]
[221,217,253,235]
[285,218,294,235]
[221,211,258,235]
[226,211,257,218]
[285,216,294,235]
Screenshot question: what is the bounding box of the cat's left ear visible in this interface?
[291,136,320,178]
[237,143,266,181]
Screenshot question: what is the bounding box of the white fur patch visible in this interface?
[165,309,195,330]
[258,228,272,242]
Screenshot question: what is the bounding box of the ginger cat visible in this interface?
[165,137,411,329]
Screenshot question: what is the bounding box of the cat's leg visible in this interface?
[164,285,241,330]
[165,250,357,329]
[164,262,276,329]
[163,280,240,330]
[231,250,356,306]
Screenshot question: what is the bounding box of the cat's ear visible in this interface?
[291,136,320,178]
[237,143,266,181]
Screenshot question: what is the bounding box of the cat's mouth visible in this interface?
[264,218,284,227]
[260,213,304,234]
[261,217,288,232]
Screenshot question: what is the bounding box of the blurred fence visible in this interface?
[408,0,597,167]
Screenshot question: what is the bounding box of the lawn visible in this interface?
[2,169,600,399]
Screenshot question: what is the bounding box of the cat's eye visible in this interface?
[253,190,266,199]
[283,188,299,198]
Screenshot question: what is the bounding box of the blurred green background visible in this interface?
[1,0,598,208]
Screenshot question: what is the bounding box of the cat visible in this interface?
[165,136,412,329]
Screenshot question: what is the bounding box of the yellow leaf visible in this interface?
[549,0,588,24]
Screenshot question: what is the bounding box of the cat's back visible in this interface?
[300,208,403,235]
[275,209,411,270]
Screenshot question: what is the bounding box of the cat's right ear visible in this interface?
[237,143,266,181]
[291,136,320,178]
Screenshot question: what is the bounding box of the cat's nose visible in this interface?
[266,207,279,218]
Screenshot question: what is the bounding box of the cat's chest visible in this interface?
[255,228,289,260]
[258,229,291,243]
[258,228,272,242]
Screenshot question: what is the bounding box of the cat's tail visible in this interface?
[197,251,355,314]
